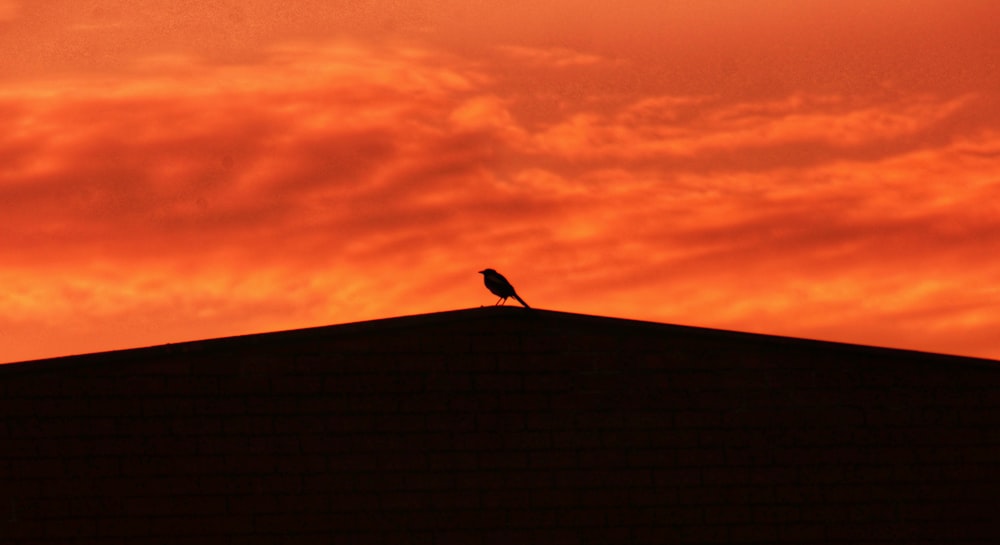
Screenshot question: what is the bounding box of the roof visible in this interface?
[3,307,1000,543]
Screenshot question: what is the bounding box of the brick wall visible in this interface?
[2,307,1000,544]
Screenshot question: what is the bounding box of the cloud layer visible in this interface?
[2,2,999,362]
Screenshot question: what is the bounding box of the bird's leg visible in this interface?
[495,297,504,306]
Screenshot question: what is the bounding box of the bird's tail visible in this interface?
[512,293,530,308]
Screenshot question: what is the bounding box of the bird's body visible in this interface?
[479,268,530,308]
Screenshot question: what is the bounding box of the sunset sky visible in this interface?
[2,0,999,363]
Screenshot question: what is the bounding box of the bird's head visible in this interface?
[478,268,496,275]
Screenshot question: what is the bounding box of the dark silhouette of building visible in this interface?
[2,307,999,544]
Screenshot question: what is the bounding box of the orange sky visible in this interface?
[3,0,1000,363]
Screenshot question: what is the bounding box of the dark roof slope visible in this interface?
[3,307,999,544]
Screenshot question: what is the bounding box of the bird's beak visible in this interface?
[477,270,485,274]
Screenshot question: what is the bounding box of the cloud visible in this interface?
[0,43,496,355]
[1,42,483,258]
[528,92,985,166]
[2,32,1000,363]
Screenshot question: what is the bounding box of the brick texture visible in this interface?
[2,307,1000,544]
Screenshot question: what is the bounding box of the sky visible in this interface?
[2,0,999,363]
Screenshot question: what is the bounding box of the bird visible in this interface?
[478,269,530,308]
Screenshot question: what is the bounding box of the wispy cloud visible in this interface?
[529,92,983,164]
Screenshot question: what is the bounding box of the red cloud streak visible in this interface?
[2,1,999,362]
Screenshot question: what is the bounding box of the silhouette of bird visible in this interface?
[479,269,530,308]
